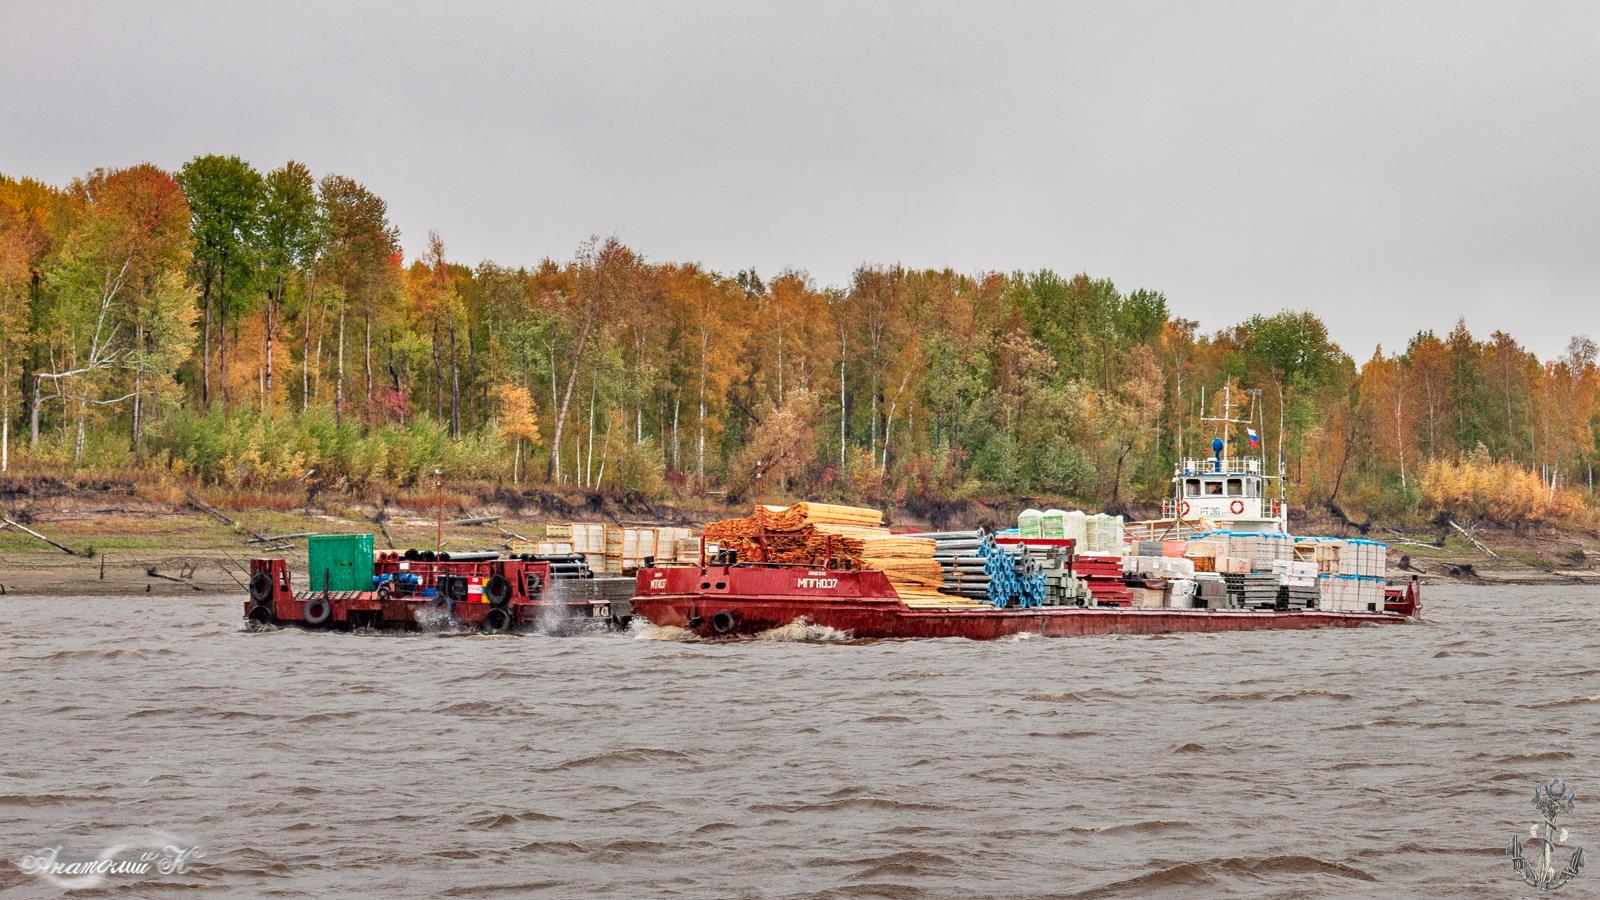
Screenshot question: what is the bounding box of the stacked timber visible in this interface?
[759,503,884,530]
[702,510,866,564]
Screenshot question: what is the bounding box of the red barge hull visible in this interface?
[630,564,1419,640]
[243,558,631,631]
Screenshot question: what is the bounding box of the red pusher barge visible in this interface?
[245,541,636,632]
[628,541,1420,641]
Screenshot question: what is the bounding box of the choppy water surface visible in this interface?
[2,585,1598,897]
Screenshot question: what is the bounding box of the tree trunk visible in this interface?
[73,388,88,462]
[586,376,596,487]
[698,333,708,483]
[432,318,444,425]
[838,340,847,468]
[264,279,278,415]
[201,272,212,406]
[546,296,601,481]
[364,311,373,423]
[880,370,911,472]
[334,303,345,426]
[1,358,9,472]
[218,264,228,408]
[301,290,313,412]
[450,325,461,438]
[131,321,144,459]
[30,373,42,447]
[672,391,680,473]
[467,331,478,432]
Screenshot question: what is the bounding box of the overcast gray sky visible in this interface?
[3,1,1597,358]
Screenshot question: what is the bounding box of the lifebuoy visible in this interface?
[710,610,736,635]
[304,596,332,625]
[486,575,512,608]
[1229,499,1245,515]
[1178,500,1191,518]
[482,606,513,633]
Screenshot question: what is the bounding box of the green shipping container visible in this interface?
[306,534,375,592]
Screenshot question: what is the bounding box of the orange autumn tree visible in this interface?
[495,382,539,483]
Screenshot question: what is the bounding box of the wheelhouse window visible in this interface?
[1226,478,1243,496]
[1204,480,1223,496]
[1184,479,1201,497]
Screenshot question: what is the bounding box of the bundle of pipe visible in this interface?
[400,548,503,563]
[906,530,1004,600]
[975,535,1045,608]
[908,528,1017,598]
[516,552,595,579]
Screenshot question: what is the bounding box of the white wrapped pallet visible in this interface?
[1271,559,1318,581]
[1084,514,1108,553]
[1064,510,1088,547]
[1168,579,1196,609]
[1018,508,1044,538]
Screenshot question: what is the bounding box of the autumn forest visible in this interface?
[1,158,1595,527]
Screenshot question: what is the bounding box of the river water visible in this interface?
[1,584,1596,897]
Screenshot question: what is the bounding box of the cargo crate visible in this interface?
[306,534,375,592]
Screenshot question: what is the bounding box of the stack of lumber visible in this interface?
[811,523,893,540]
[701,516,863,564]
[760,503,884,530]
[708,503,985,607]
[863,557,944,587]
[703,505,869,564]
[894,586,988,609]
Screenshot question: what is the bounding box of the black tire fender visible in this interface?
[486,574,512,608]
[248,571,274,603]
[303,596,332,626]
[482,606,513,633]
[710,610,736,635]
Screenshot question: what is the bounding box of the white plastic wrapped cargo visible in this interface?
[1270,559,1318,581]
[1018,509,1043,539]
[1168,579,1196,609]
[1041,509,1068,539]
[1082,514,1100,553]
[1064,510,1088,548]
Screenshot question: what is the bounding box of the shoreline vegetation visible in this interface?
[1,474,1595,598]
[4,158,1600,594]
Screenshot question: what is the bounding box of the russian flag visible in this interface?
[1247,428,1261,448]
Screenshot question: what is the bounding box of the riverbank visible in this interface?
[2,477,1596,596]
